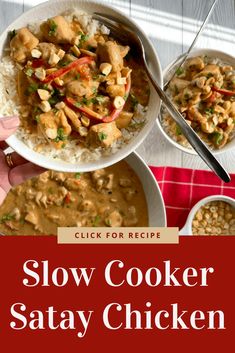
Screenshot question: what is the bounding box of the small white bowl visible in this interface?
[157,48,235,155]
[0,0,162,172]
[180,195,235,235]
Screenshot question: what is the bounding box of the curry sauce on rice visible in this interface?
[0,10,150,163]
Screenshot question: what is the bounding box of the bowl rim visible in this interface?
[180,194,235,235]
[0,0,163,172]
[157,47,235,156]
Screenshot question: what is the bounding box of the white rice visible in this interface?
[0,10,148,164]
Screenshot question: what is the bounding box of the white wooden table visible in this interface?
[1,0,235,173]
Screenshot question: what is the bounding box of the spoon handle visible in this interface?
[164,0,219,89]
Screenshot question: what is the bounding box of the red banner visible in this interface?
[0,237,234,352]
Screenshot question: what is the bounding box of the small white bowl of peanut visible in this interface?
[158,49,235,155]
[180,195,235,235]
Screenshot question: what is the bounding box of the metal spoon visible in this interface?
[93,13,230,183]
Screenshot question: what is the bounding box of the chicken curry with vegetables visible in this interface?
[9,13,149,153]
[0,161,148,235]
[163,55,235,149]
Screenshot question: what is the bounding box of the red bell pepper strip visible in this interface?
[212,86,235,96]
[64,193,71,204]
[103,75,131,123]
[43,56,94,83]
[208,92,217,103]
[64,75,132,123]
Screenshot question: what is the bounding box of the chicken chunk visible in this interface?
[40,16,75,44]
[169,78,190,92]
[105,210,123,227]
[66,80,99,98]
[195,64,221,79]
[106,84,125,98]
[38,110,72,144]
[64,178,88,191]
[38,42,58,60]
[86,122,122,148]
[10,27,39,63]
[97,41,128,72]
[186,57,205,71]
[115,111,133,129]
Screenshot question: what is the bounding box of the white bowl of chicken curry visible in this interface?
[0,152,166,235]
[158,49,235,155]
[0,0,162,172]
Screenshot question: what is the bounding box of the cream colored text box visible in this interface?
[58,228,179,244]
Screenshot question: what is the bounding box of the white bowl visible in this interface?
[125,152,166,227]
[0,152,166,233]
[157,48,235,155]
[180,195,235,235]
[0,0,162,172]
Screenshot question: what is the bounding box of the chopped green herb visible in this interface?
[0,213,15,223]
[92,87,97,94]
[34,115,40,123]
[174,85,179,94]
[176,125,182,135]
[78,32,89,47]
[59,60,71,67]
[130,121,145,129]
[92,215,101,227]
[82,97,88,105]
[48,87,64,105]
[48,20,58,36]
[207,72,213,78]
[105,218,112,227]
[98,132,107,141]
[92,74,102,80]
[75,172,81,179]
[74,73,81,80]
[74,101,82,108]
[27,83,38,94]
[87,45,95,52]
[212,132,223,145]
[184,93,190,101]
[54,128,67,142]
[91,95,106,105]
[42,84,49,90]
[25,68,34,77]
[130,93,138,109]
[205,107,214,115]
[48,96,60,105]
[176,67,184,76]
[9,29,16,40]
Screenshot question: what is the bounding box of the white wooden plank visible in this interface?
[130,0,183,67]
[130,0,183,166]
[0,0,24,33]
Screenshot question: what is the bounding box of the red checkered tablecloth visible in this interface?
[150,166,235,228]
